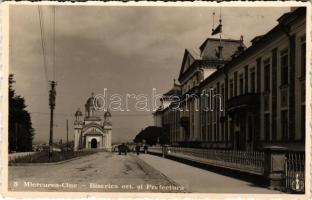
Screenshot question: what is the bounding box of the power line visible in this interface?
[52,6,56,81]
[37,5,49,90]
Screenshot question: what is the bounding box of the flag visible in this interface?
[212,24,222,35]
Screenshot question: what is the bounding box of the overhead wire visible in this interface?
[38,5,49,91]
[52,6,56,81]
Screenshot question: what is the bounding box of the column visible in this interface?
[263,146,287,190]
[271,48,278,141]
[289,34,296,140]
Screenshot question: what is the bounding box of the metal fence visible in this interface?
[285,152,305,193]
[148,146,306,193]
[147,146,163,155]
[149,146,265,175]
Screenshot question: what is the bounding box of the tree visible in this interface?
[133,126,167,146]
[9,74,34,152]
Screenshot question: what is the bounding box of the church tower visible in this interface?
[103,110,112,150]
[74,108,83,151]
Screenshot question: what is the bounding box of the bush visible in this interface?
[10,150,95,164]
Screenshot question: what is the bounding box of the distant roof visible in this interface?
[199,38,244,61]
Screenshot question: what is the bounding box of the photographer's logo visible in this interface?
[291,173,304,192]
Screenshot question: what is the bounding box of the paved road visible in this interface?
[9,152,184,193]
[9,152,281,193]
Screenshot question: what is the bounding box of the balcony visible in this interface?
[226,93,260,112]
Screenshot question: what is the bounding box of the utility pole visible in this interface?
[49,81,57,161]
[66,119,69,151]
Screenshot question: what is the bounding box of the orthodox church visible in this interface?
[73,93,112,151]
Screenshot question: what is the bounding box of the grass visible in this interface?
[10,150,96,164]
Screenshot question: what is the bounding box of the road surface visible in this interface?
[9,152,184,192]
[9,152,280,193]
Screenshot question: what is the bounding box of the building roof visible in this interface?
[178,38,245,83]
[200,38,245,61]
[186,48,201,60]
[199,7,306,89]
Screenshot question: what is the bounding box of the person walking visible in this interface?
[135,145,140,155]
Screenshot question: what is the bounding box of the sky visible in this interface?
[9,5,290,144]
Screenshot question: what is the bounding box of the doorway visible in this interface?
[91,139,97,149]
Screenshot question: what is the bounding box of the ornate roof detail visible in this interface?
[82,122,105,133]
[75,108,83,116]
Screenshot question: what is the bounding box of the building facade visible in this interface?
[74,93,112,151]
[155,7,306,151]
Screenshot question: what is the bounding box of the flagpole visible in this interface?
[219,7,222,62]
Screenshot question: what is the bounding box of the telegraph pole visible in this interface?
[66,119,69,151]
[49,81,57,161]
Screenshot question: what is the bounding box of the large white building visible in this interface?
[155,7,306,151]
[73,93,112,151]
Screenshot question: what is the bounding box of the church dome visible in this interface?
[85,93,95,108]
[75,108,83,116]
[85,92,103,109]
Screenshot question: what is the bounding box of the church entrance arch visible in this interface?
[91,138,97,149]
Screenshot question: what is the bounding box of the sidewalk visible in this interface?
[138,154,281,193]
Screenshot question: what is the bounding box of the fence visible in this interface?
[285,152,305,193]
[147,146,163,155]
[9,152,37,162]
[148,146,264,175]
[148,146,305,193]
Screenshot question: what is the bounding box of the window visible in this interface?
[239,73,244,95]
[301,35,306,77]
[301,105,305,140]
[264,59,270,92]
[247,116,253,142]
[202,126,205,141]
[281,110,289,141]
[221,84,225,110]
[221,121,225,141]
[229,79,234,98]
[264,95,270,111]
[250,68,256,93]
[213,123,217,142]
[281,89,288,108]
[264,114,270,141]
[234,72,238,96]
[301,82,305,103]
[207,124,210,141]
[213,88,217,121]
[280,49,289,85]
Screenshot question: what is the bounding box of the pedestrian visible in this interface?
[143,145,148,154]
[135,145,140,155]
